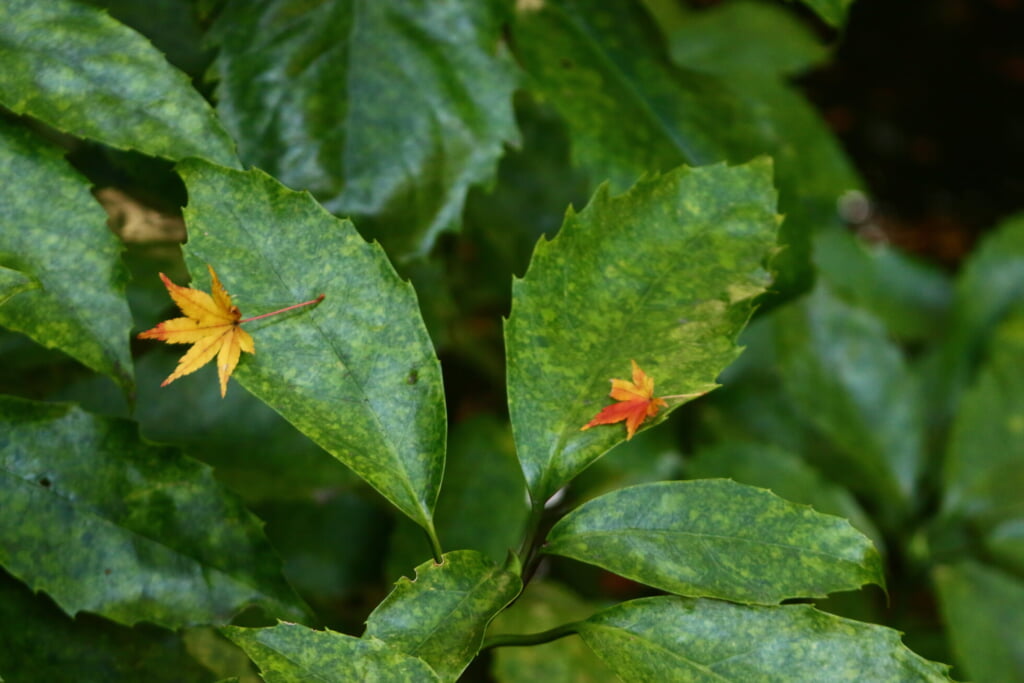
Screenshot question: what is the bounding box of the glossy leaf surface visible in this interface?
[545,480,883,604]
[0,266,36,306]
[506,160,778,503]
[0,0,237,166]
[774,285,924,507]
[579,597,952,681]
[224,622,439,683]
[0,396,307,628]
[365,550,522,681]
[175,160,446,533]
[209,0,518,260]
[0,121,134,392]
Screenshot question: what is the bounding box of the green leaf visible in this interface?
[934,561,1024,682]
[0,0,238,167]
[545,480,883,604]
[814,227,952,342]
[208,0,518,261]
[664,0,829,77]
[579,596,952,681]
[505,160,779,503]
[788,0,854,28]
[0,396,307,628]
[0,121,134,393]
[514,0,859,293]
[686,441,883,553]
[942,307,1024,524]
[774,284,924,508]
[986,519,1024,574]
[0,571,214,683]
[489,581,614,683]
[0,265,36,306]
[173,159,446,535]
[365,550,522,681]
[223,622,440,683]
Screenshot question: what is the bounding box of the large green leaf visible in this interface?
[942,307,1024,524]
[209,0,518,261]
[0,570,214,682]
[789,0,854,28]
[579,597,952,681]
[934,562,1024,682]
[0,396,307,628]
[171,159,446,536]
[488,581,614,683]
[223,623,440,683]
[686,441,883,553]
[0,121,134,392]
[774,285,924,508]
[505,160,778,504]
[364,550,522,681]
[0,0,237,167]
[545,480,882,604]
[513,0,858,294]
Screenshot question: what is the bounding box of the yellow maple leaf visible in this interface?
[138,265,322,397]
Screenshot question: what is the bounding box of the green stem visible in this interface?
[517,500,546,578]
[481,621,582,651]
[424,521,444,564]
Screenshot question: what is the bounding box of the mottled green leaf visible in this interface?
[514,0,858,293]
[943,307,1024,524]
[579,597,952,681]
[0,396,307,628]
[664,0,829,77]
[545,480,883,604]
[209,0,518,260]
[788,0,853,28]
[171,159,446,535]
[686,441,883,553]
[0,266,36,306]
[182,627,261,683]
[774,285,923,507]
[489,581,614,683]
[934,562,1024,682]
[0,571,213,682]
[0,0,237,166]
[0,121,134,392]
[814,227,952,342]
[365,550,522,681]
[223,623,440,683]
[506,160,779,503]
[986,519,1024,574]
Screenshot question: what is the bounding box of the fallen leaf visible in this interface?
[581,360,669,440]
[138,265,255,397]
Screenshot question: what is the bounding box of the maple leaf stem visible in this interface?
[238,294,325,324]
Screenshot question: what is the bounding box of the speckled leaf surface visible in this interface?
[934,561,1024,682]
[579,597,952,681]
[0,396,308,628]
[223,623,440,683]
[365,550,522,681]
[0,572,212,682]
[174,159,445,533]
[545,480,882,604]
[0,0,238,167]
[0,266,36,306]
[513,0,858,293]
[774,285,923,507]
[208,0,518,260]
[686,441,883,553]
[0,121,134,392]
[505,160,778,503]
[942,307,1024,525]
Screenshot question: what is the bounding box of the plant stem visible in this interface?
[425,521,444,564]
[239,294,325,323]
[481,622,582,651]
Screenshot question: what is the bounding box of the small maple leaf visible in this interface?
[138,265,323,397]
[581,360,668,440]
